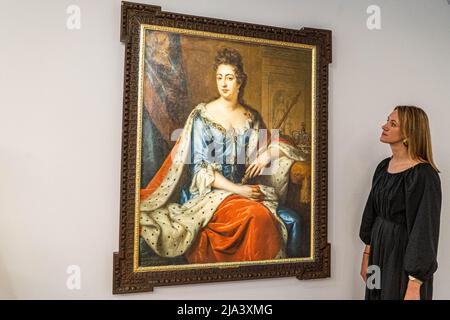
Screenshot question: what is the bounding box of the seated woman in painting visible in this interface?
[139,48,308,264]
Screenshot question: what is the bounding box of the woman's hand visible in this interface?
[360,252,369,283]
[360,245,370,283]
[235,184,264,201]
[404,280,421,300]
[245,150,272,181]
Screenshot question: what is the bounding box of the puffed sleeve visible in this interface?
[189,114,222,197]
[404,164,442,283]
[359,158,389,245]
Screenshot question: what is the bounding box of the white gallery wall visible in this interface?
[0,0,449,299]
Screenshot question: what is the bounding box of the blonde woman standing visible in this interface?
[359,106,442,300]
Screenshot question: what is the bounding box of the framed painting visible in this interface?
[113,1,331,294]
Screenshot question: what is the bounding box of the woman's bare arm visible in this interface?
[212,172,240,193]
[245,147,287,180]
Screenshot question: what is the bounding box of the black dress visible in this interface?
[359,157,442,300]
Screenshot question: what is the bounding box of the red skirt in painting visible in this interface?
[186,194,283,263]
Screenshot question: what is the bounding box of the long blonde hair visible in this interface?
[394,105,439,172]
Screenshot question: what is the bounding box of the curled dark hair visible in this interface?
[213,48,247,105]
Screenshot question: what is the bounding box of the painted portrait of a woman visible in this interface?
[138,40,310,266]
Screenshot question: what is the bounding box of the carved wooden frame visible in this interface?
[113,1,331,294]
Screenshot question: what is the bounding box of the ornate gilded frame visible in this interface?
[113,1,331,294]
